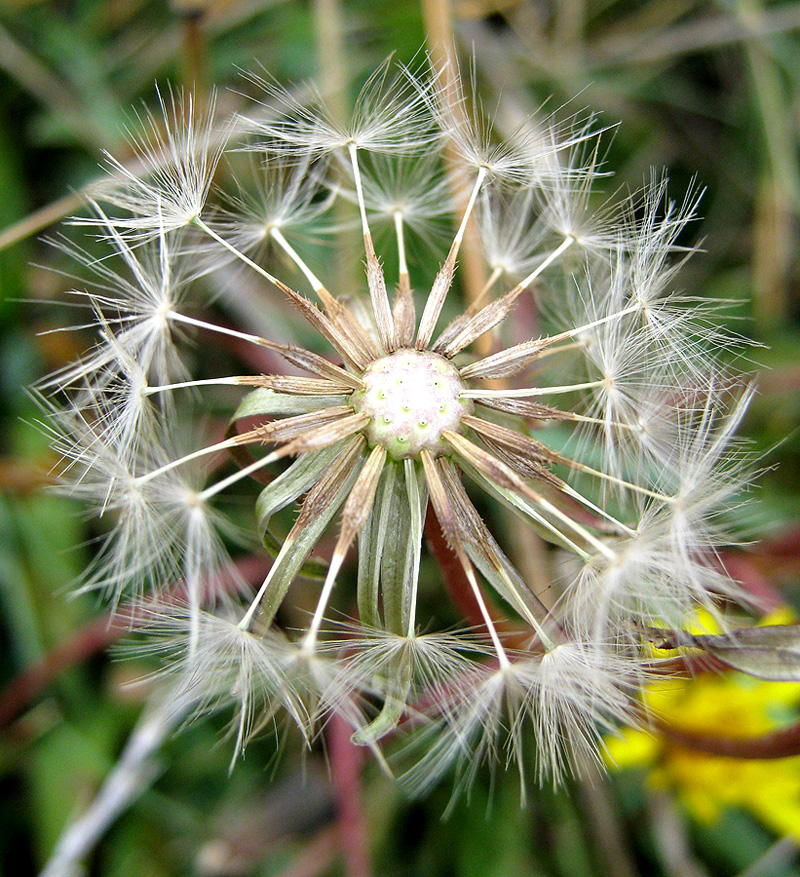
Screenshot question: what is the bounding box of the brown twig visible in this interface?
[175,2,209,100]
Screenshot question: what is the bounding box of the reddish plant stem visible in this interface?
[423,505,524,644]
[0,611,132,729]
[424,505,485,631]
[326,714,371,877]
[656,716,800,760]
[0,554,270,729]
[276,827,338,877]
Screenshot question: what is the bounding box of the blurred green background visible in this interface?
[1,1,800,875]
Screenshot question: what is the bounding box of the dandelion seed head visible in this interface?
[38,53,762,798]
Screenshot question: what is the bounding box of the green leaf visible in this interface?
[381,460,428,636]
[252,450,362,629]
[255,441,345,540]
[231,388,348,422]
[0,111,31,306]
[351,649,413,746]
[254,442,346,580]
[357,462,397,629]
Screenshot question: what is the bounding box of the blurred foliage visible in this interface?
[1,0,800,875]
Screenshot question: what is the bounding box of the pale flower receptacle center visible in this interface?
[352,349,473,460]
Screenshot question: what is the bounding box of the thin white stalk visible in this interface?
[565,411,640,431]
[480,265,504,298]
[302,552,346,651]
[142,376,244,395]
[421,449,510,669]
[348,141,393,347]
[565,460,675,503]
[393,209,409,279]
[444,432,617,561]
[531,340,582,360]
[167,310,269,348]
[541,301,641,347]
[461,559,511,670]
[188,572,201,658]
[404,458,422,639]
[239,538,295,631]
[133,436,239,487]
[461,378,607,399]
[506,487,592,560]
[270,226,325,294]
[454,166,487,245]
[462,302,642,379]
[452,450,591,562]
[488,560,556,650]
[348,141,372,238]
[414,168,489,350]
[559,482,638,537]
[515,234,574,290]
[40,695,188,877]
[197,449,281,502]
[532,491,618,561]
[194,216,288,290]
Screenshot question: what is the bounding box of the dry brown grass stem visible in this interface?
[420,0,491,354]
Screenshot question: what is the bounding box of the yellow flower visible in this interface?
[606,609,800,841]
